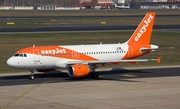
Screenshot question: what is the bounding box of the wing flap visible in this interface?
[66,57,161,65]
[88,59,149,64]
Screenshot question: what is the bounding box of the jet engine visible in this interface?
[68,65,90,78]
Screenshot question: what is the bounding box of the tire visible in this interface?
[29,75,34,80]
[90,72,99,79]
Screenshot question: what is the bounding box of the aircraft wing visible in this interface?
[67,57,161,65]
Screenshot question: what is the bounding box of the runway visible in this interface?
[0,25,180,33]
[0,66,180,86]
[0,66,180,109]
[0,14,180,33]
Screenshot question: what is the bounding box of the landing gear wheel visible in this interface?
[29,75,34,80]
[93,73,99,79]
[29,69,35,80]
[90,72,99,79]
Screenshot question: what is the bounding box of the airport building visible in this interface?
[0,0,179,10]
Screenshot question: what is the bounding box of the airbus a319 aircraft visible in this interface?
[7,12,161,80]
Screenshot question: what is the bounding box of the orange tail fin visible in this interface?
[126,12,156,45]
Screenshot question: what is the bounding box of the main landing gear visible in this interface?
[90,72,99,79]
[89,68,99,79]
[29,69,35,80]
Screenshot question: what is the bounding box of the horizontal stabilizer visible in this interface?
[148,57,161,63]
[140,48,158,52]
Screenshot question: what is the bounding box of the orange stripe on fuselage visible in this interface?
[16,46,98,61]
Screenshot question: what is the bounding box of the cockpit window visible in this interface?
[24,54,27,57]
[14,54,19,57]
[20,54,23,57]
[14,54,27,57]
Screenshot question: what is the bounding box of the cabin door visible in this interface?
[128,46,133,58]
[72,51,80,58]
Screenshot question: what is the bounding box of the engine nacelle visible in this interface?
[68,65,90,78]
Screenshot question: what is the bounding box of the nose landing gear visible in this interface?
[29,75,34,80]
[29,69,35,80]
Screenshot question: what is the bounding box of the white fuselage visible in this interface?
[7,43,129,70]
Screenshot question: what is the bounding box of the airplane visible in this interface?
[7,12,161,80]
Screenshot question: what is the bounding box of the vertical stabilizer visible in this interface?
[126,12,156,45]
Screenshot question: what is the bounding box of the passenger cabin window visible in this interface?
[24,54,27,57]
[20,54,23,57]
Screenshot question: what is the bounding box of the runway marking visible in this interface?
[120,74,137,78]
[0,80,52,109]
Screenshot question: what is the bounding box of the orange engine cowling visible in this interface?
[68,65,90,78]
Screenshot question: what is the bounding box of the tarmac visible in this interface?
[0,65,180,109]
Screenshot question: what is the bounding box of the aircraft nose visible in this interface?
[6,57,17,68]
